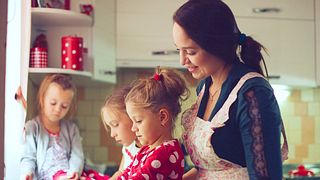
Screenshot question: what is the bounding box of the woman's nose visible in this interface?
[179,50,187,65]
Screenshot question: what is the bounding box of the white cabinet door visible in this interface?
[237,18,315,86]
[224,0,316,86]
[223,0,314,20]
[116,0,186,68]
[316,0,320,85]
[5,0,31,179]
[93,0,116,83]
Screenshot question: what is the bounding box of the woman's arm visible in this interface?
[239,86,283,179]
[183,168,197,180]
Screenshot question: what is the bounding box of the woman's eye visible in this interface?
[186,50,196,55]
[50,102,56,106]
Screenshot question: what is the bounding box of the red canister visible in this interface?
[30,47,48,68]
[61,36,83,70]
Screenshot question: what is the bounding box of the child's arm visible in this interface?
[110,156,124,180]
[182,167,197,180]
[20,120,38,178]
[67,122,84,177]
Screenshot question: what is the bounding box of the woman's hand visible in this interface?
[183,168,197,180]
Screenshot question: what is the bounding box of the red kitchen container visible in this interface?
[61,36,83,71]
[30,47,48,68]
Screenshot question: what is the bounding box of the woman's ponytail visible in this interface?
[239,35,268,77]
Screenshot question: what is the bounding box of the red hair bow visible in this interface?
[153,73,162,81]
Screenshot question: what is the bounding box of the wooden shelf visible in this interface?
[32,8,92,26]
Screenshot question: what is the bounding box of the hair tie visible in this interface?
[239,33,246,45]
[153,66,162,81]
[153,73,162,81]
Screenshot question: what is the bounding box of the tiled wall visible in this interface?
[279,88,320,164]
[76,70,320,166]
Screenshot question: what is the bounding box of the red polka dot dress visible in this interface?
[118,139,184,180]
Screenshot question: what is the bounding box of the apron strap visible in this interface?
[211,72,265,128]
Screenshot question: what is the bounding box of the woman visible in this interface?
[172,0,288,179]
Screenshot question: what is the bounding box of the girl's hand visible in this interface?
[68,172,79,180]
[56,172,79,180]
[20,174,32,180]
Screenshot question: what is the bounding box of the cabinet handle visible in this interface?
[267,75,281,80]
[252,8,281,13]
[151,50,179,56]
[99,70,116,75]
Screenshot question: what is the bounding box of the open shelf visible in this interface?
[28,67,94,86]
[32,8,93,26]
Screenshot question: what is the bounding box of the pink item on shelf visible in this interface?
[30,47,48,68]
[61,36,83,71]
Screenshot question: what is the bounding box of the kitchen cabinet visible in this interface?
[29,0,116,86]
[316,0,320,85]
[224,0,316,87]
[116,0,186,68]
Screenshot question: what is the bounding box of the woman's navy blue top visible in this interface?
[195,61,283,180]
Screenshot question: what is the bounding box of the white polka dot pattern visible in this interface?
[169,170,178,179]
[156,173,164,180]
[181,159,185,167]
[142,173,149,180]
[169,154,176,163]
[118,139,184,179]
[151,160,161,168]
[173,151,179,159]
[133,159,138,166]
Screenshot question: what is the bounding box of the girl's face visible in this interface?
[126,103,164,148]
[102,108,136,147]
[173,22,223,80]
[42,83,74,124]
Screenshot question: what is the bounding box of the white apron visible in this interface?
[182,72,288,180]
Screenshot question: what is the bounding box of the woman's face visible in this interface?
[173,22,223,80]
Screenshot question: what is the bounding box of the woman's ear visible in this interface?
[159,108,170,126]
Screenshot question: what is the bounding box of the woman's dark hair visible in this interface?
[173,0,267,76]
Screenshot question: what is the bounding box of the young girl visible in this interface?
[101,85,141,179]
[118,67,189,180]
[20,74,84,180]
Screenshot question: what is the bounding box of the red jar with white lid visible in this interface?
[61,36,83,70]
